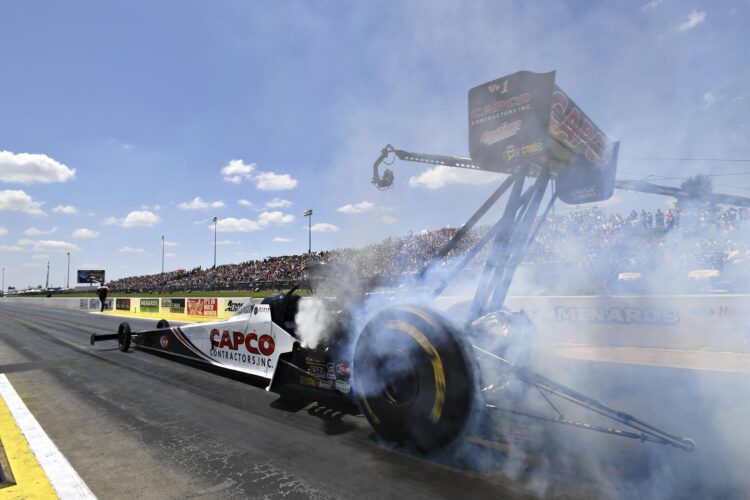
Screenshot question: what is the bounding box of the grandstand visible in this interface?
[102,205,750,295]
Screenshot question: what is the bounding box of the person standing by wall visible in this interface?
[97,283,109,312]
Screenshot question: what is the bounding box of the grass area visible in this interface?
[11,289,310,299]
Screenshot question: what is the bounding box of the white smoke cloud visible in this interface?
[294,297,338,348]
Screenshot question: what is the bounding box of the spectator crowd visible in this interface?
[106,205,750,294]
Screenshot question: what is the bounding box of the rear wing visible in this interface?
[468,70,619,204]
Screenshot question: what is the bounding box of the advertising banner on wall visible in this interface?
[187,298,218,317]
[116,298,131,311]
[161,298,186,314]
[140,298,160,313]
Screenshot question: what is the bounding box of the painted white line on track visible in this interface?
[0,374,96,499]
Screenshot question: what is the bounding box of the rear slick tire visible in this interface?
[353,304,476,453]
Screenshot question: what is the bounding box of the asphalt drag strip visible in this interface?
[0,301,747,498]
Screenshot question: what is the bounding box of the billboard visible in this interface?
[140,298,160,313]
[187,298,218,317]
[161,298,185,314]
[77,269,105,284]
[468,71,618,204]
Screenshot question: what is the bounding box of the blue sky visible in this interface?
[0,1,748,288]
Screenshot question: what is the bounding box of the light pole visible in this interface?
[2,267,4,295]
[304,209,313,254]
[161,235,165,274]
[45,261,50,289]
[212,217,218,268]
[66,252,70,289]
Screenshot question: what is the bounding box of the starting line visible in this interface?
[0,374,95,499]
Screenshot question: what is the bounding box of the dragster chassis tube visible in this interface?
[473,345,695,452]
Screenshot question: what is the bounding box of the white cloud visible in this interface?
[674,10,706,32]
[258,211,295,226]
[266,198,293,208]
[140,204,161,211]
[119,246,145,254]
[17,239,34,246]
[254,172,298,191]
[0,227,7,237]
[164,252,177,258]
[105,210,161,228]
[32,254,49,260]
[381,215,398,224]
[702,91,716,110]
[178,197,225,210]
[33,240,80,252]
[72,228,98,239]
[238,199,256,208]
[215,218,263,232]
[337,201,374,214]
[408,165,499,189]
[221,159,256,184]
[52,205,79,215]
[310,223,339,232]
[24,226,58,236]
[22,262,45,268]
[0,150,75,184]
[215,239,236,245]
[0,190,46,215]
[641,0,662,12]
[0,244,25,252]
[273,237,293,243]
[163,240,179,247]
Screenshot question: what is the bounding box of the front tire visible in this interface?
[118,322,132,352]
[353,305,476,452]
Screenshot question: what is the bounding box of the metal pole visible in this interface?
[213,217,218,268]
[304,209,313,254]
[66,252,70,288]
[161,235,165,274]
[1,267,4,295]
[45,261,50,289]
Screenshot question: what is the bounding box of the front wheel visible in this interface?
[353,305,476,452]
[118,322,132,352]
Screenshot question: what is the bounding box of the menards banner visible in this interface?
[468,70,619,204]
[140,298,160,313]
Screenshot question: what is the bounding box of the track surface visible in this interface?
[0,302,748,498]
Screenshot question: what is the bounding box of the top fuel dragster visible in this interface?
[91,70,695,454]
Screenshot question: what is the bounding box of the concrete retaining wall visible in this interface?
[4,294,750,352]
